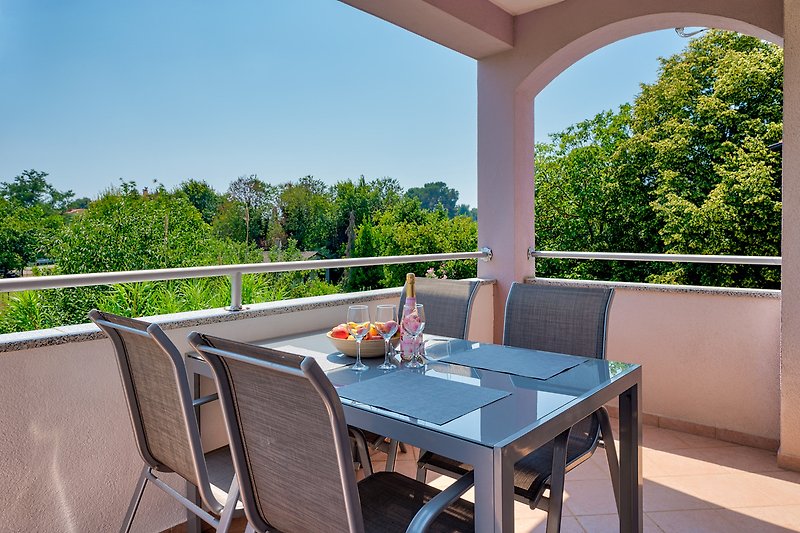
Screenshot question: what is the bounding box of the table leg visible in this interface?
[546,427,571,533]
[474,448,514,532]
[619,382,643,533]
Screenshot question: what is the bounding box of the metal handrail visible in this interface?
[528,248,781,266]
[0,249,492,311]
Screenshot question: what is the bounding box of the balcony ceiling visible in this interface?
[488,0,565,16]
[341,0,517,59]
[341,0,568,59]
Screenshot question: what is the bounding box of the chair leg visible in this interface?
[120,466,149,533]
[385,439,400,472]
[546,428,571,533]
[186,484,201,533]
[598,407,621,514]
[416,449,428,482]
[216,477,240,533]
[351,429,373,477]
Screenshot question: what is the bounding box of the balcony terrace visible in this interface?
[3,0,799,530]
[0,264,791,531]
[166,428,800,532]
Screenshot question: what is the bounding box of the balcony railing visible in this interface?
[0,249,493,311]
[528,249,782,265]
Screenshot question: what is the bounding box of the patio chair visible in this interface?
[89,310,241,533]
[372,277,481,469]
[187,332,476,533]
[416,283,620,520]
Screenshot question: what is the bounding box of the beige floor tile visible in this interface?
[647,509,741,533]
[566,452,614,481]
[674,445,783,474]
[641,427,699,451]
[643,478,720,512]
[643,447,733,478]
[719,505,800,531]
[671,430,739,450]
[515,515,585,533]
[650,507,800,533]
[562,478,620,516]
[576,513,663,532]
[649,470,800,510]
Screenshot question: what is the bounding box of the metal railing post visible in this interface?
[228,271,243,312]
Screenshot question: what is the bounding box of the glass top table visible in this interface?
[186,329,643,532]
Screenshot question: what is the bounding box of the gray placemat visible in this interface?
[337,371,510,425]
[440,344,586,380]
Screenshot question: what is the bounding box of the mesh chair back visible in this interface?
[399,278,480,339]
[502,283,613,480]
[89,310,214,506]
[503,283,613,359]
[188,333,363,533]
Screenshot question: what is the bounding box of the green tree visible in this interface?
[330,176,402,255]
[374,198,478,286]
[0,198,63,274]
[346,221,383,290]
[406,181,460,216]
[278,176,333,252]
[226,174,277,248]
[52,186,255,274]
[534,107,661,282]
[534,30,782,288]
[456,204,477,220]
[176,179,223,223]
[637,30,782,287]
[0,169,74,211]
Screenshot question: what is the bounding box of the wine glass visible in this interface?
[374,304,399,370]
[401,304,426,368]
[346,305,370,372]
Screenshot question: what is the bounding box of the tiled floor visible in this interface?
[182,421,800,532]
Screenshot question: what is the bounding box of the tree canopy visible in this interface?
[0,171,478,333]
[406,181,461,216]
[534,30,782,288]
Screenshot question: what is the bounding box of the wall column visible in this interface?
[476,61,536,342]
[780,0,800,470]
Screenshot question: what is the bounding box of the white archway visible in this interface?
[477,0,783,335]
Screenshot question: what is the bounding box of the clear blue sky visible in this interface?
[0,0,691,208]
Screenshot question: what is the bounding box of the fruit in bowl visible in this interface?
[326,323,401,358]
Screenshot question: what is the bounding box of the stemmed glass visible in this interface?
[346,305,370,372]
[374,304,399,370]
[401,304,426,368]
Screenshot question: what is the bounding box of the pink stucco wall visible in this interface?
[780,0,800,469]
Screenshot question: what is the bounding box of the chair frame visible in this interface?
[89,310,239,533]
[505,283,619,515]
[416,282,621,529]
[189,332,476,533]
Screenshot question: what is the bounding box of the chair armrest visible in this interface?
[192,393,218,407]
[406,471,474,533]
